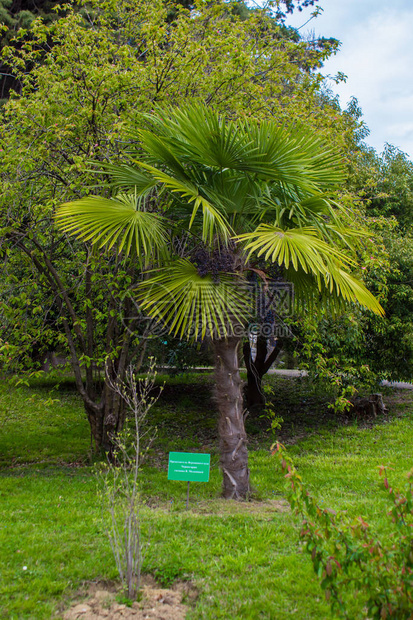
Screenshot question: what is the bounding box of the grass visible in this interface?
[1,371,413,618]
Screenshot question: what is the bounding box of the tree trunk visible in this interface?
[84,388,127,454]
[214,336,250,499]
[243,336,284,413]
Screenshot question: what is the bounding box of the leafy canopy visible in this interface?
[56,105,383,339]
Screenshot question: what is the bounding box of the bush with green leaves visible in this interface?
[342,142,413,382]
[274,443,413,619]
[296,311,380,413]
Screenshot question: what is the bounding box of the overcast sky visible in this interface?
[285,0,413,159]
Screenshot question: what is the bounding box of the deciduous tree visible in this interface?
[0,0,364,452]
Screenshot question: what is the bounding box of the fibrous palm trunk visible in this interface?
[214,336,250,499]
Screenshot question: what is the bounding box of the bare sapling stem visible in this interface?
[96,358,161,599]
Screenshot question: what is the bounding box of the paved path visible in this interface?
[380,379,413,390]
[186,367,413,390]
[269,368,413,390]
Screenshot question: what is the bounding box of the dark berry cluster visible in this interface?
[264,309,275,323]
[263,263,285,282]
[192,246,234,282]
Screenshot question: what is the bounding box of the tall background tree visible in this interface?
[0,0,64,101]
[0,0,371,451]
[291,107,413,404]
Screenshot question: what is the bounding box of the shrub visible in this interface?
[273,443,413,619]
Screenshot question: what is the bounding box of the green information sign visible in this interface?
[168,452,210,482]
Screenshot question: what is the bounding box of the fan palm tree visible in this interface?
[55,105,383,499]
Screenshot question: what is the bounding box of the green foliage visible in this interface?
[136,259,252,340]
[260,383,283,437]
[274,443,413,619]
[292,134,413,388]
[362,229,413,381]
[296,311,380,412]
[0,0,60,38]
[0,0,357,377]
[0,0,63,100]
[2,372,413,617]
[364,145,413,230]
[56,104,383,348]
[56,195,169,265]
[342,142,413,381]
[271,0,318,22]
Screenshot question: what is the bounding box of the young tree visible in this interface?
[56,105,383,498]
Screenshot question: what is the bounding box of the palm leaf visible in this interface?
[136,130,191,180]
[247,119,345,188]
[224,118,346,189]
[237,224,383,315]
[140,105,258,170]
[285,264,384,316]
[324,265,384,315]
[55,105,382,321]
[135,259,251,340]
[137,162,232,243]
[94,162,158,194]
[237,224,355,273]
[55,195,169,266]
[154,107,343,192]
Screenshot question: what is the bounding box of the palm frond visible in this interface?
[201,171,264,217]
[260,193,368,250]
[140,105,258,170]
[55,195,169,266]
[256,120,345,187]
[136,130,191,179]
[135,259,251,340]
[137,162,232,243]
[285,264,384,316]
[178,108,341,189]
[237,224,383,314]
[94,162,158,194]
[237,224,355,273]
[55,104,382,322]
[324,265,384,315]
[231,118,345,190]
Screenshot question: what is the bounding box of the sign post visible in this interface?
[168,452,210,508]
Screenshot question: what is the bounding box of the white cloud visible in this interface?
[286,1,413,158]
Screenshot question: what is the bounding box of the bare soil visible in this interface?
[143,497,290,515]
[63,577,197,620]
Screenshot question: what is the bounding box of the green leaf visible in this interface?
[54,195,169,267]
[237,224,354,272]
[136,162,232,243]
[94,162,158,194]
[134,259,251,340]
[237,224,384,315]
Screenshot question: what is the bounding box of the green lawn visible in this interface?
[1,372,412,618]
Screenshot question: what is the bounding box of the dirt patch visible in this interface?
[63,577,197,620]
[384,389,413,409]
[190,498,290,515]
[143,497,290,515]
